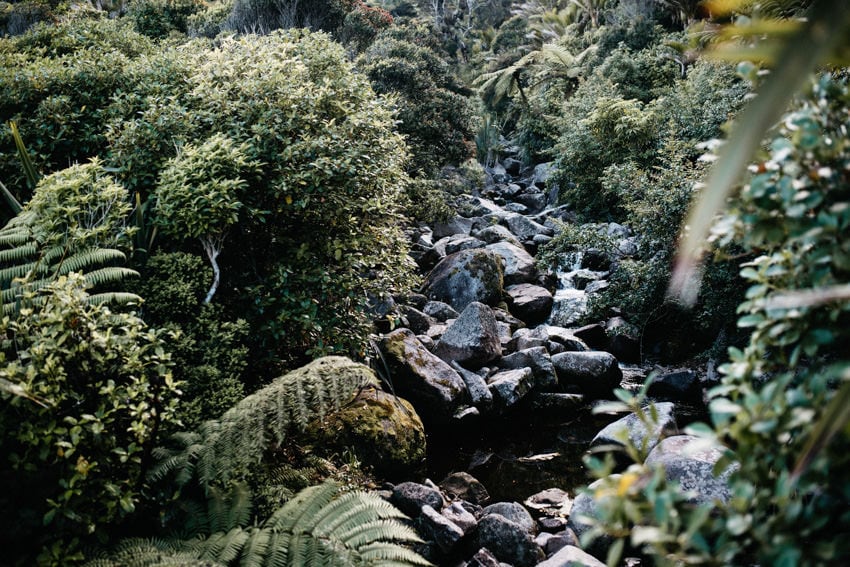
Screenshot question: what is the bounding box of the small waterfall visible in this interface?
[546,251,601,327]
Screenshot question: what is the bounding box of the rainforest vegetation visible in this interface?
[0,0,848,565]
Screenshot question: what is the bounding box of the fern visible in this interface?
[87,482,429,567]
[153,357,376,489]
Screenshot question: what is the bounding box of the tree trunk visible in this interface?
[201,236,222,304]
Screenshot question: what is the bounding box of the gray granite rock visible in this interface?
[423,249,504,312]
[434,302,502,368]
[551,351,623,397]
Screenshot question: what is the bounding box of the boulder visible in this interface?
[552,351,623,397]
[645,435,736,504]
[477,224,522,247]
[504,213,554,243]
[524,488,572,518]
[451,361,494,411]
[516,191,547,214]
[647,369,702,402]
[391,482,444,517]
[547,289,588,327]
[499,347,558,391]
[420,504,465,553]
[379,329,468,423]
[435,234,487,256]
[528,392,585,414]
[532,162,554,187]
[506,284,554,326]
[439,472,491,506]
[543,326,589,351]
[434,302,502,368]
[423,300,459,322]
[433,215,474,239]
[590,402,678,469]
[476,514,544,567]
[537,546,605,567]
[306,387,425,478]
[466,548,501,567]
[442,501,478,535]
[481,501,537,534]
[566,477,613,558]
[573,323,607,350]
[486,241,537,286]
[488,368,535,410]
[423,249,504,312]
[399,305,437,335]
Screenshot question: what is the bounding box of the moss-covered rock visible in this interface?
[307,386,426,479]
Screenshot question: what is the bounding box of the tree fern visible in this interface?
[153,357,377,489]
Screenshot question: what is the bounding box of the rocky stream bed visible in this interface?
[313,152,734,566]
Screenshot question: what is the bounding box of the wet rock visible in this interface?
[528,392,585,414]
[538,545,606,567]
[516,192,547,214]
[477,514,545,567]
[499,347,558,391]
[605,316,641,363]
[552,351,623,397]
[541,531,579,556]
[573,323,607,350]
[434,302,502,368]
[466,197,505,217]
[507,327,548,351]
[477,223,522,247]
[399,305,437,335]
[532,162,554,187]
[486,241,537,286]
[524,488,572,518]
[506,284,554,326]
[306,387,425,478]
[442,501,478,535]
[466,547,501,567]
[439,234,487,255]
[502,157,523,176]
[392,482,444,517]
[647,369,702,402]
[482,501,537,534]
[439,472,491,506]
[423,248,504,312]
[645,435,736,504]
[567,477,613,558]
[590,402,677,469]
[423,300,460,322]
[581,249,611,272]
[488,368,535,409]
[433,215,474,239]
[505,213,554,243]
[544,326,590,351]
[538,517,569,533]
[585,280,609,294]
[547,289,588,327]
[378,329,468,423]
[420,504,464,553]
[451,361,494,411]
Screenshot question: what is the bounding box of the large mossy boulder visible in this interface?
[307,386,426,479]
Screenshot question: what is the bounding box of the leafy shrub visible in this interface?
[358,25,476,176]
[0,18,154,192]
[581,74,850,566]
[0,0,54,37]
[185,0,231,37]
[0,274,180,562]
[127,0,202,38]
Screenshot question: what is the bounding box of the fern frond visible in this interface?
[87,292,143,306]
[0,242,37,264]
[357,542,433,566]
[83,266,140,288]
[56,247,128,275]
[159,357,374,489]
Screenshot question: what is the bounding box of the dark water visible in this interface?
[424,373,710,504]
[425,407,623,503]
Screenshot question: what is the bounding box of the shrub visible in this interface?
[0,274,180,562]
[127,0,202,38]
[358,29,476,176]
[581,74,850,567]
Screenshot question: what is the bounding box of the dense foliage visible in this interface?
[584,72,850,567]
